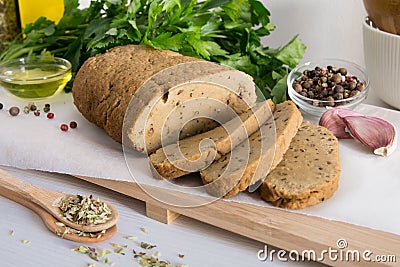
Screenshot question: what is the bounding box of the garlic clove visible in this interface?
[319,108,363,139]
[342,116,398,156]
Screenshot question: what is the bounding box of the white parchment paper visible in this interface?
[0,90,399,236]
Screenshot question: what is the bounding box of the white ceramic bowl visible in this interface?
[363,17,400,109]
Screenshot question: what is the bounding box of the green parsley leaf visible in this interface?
[0,0,306,103]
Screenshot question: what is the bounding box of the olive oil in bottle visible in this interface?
[0,0,21,52]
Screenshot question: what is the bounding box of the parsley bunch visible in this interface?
[0,0,306,103]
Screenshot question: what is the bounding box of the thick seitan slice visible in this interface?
[150,100,275,179]
[260,121,340,209]
[200,101,303,198]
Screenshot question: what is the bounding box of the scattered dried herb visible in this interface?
[124,236,138,240]
[178,254,185,259]
[73,246,113,266]
[57,195,112,225]
[140,242,156,250]
[111,243,128,255]
[9,230,14,236]
[140,227,148,234]
[21,239,30,244]
[133,250,186,267]
[72,233,186,267]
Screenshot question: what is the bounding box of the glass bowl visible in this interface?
[287,59,370,117]
[0,56,72,100]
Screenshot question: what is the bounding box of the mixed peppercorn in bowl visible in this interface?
[287,59,370,117]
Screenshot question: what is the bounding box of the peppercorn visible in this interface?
[9,106,19,116]
[43,103,51,113]
[34,110,40,116]
[30,104,37,111]
[348,81,357,90]
[326,96,335,106]
[70,121,78,129]
[350,90,360,97]
[334,85,344,93]
[331,73,342,84]
[356,83,365,92]
[60,124,69,132]
[0,103,3,110]
[334,93,344,100]
[23,106,30,114]
[338,68,347,76]
[293,83,302,93]
[47,112,54,119]
[303,81,311,89]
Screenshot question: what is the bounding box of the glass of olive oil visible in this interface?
[0,56,72,99]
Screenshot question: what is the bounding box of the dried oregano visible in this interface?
[57,195,112,225]
[55,221,106,239]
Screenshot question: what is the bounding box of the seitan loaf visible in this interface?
[150,100,275,179]
[72,45,258,154]
[200,101,303,198]
[260,121,340,209]
[73,45,199,144]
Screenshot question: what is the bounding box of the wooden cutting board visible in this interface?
[75,175,400,267]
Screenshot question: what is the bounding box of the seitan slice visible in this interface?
[200,101,303,198]
[150,100,275,179]
[260,121,340,209]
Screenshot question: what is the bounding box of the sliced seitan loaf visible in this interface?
[200,100,303,198]
[73,45,200,145]
[72,45,258,154]
[260,121,340,209]
[150,100,275,179]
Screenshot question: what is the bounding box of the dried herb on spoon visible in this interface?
[57,194,112,226]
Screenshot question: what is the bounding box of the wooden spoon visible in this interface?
[0,186,117,243]
[0,168,119,233]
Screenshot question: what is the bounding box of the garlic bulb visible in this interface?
[342,116,397,156]
[320,108,397,156]
[319,108,363,139]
